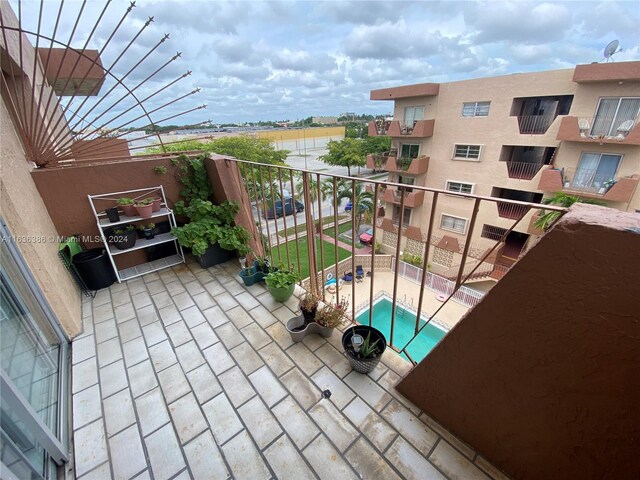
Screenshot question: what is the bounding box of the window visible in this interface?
[462,101,490,117]
[446,181,474,194]
[440,214,467,234]
[393,206,411,227]
[400,144,420,159]
[572,152,622,190]
[403,106,424,126]
[453,144,482,160]
[591,97,640,136]
[398,176,415,192]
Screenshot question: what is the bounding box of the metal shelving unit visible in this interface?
[88,186,184,282]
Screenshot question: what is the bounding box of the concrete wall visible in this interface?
[31,156,184,270]
[0,100,81,336]
[395,204,640,480]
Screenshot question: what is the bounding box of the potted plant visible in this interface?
[254,256,271,274]
[112,225,137,250]
[146,196,162,212]
[135,198,153,218]
[342,325,387,374]
[287,296,348,342]
[105,207,120,223]
[299,291,319,324]
[171,200,251,268]
[264,267,300,302]
[139,223,156,240]
[117,197,136,217]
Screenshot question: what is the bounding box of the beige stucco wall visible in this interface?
[381,65,640,262]
[1,99,81,337]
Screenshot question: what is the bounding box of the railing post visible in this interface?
[301,172,320,296]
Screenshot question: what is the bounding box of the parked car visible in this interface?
[359,228,374,245]
[345,200,366,213]
[263,198,304,219]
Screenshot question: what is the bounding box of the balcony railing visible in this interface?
[368,119,435,138]
[382,188,425,208]
[505,161,547,180]
[517,115,556,134]
[496,202,531,220]
[556,116,640,145]
[229,158,566,364]
[563,168,618,194]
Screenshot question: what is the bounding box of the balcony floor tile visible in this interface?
[70,261,510,480]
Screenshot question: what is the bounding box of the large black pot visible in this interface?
[72,248,116,290]
[197,243,235,268]
[342,325,387,374]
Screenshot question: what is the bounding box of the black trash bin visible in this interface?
[72,248,116,290]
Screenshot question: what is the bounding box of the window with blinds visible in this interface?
[462,101,490,117]
[591,97,640,137]
[440,214,467,234]
[453,144,482,160]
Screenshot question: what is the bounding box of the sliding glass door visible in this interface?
[1,221,69,479]
[591,97,640,137]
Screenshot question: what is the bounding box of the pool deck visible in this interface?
[323,271,470,331]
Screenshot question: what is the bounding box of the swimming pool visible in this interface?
[355,297,447,363]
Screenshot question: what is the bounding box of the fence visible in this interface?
[391,258,485,308]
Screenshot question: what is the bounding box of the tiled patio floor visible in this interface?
[71,258,509,480]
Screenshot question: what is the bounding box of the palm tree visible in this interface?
[534,192,605,231]
[335,181,374,234]
[295,174,319,218]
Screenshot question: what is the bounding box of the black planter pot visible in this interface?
[112,229,137,250]
[141,227,155,240]
[72,248,116,290]
[105,207,120,222]
[197,243,235,268]
[342,325,387,374]
[301,307,317,324]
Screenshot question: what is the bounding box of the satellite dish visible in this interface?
[603,40,621,62]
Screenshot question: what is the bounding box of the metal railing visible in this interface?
[579,115,638,139]
[496,202,531,220]
[391,259,485,308]
[505,161,547,180]
[517,115,556,134]
[228,158,567,364]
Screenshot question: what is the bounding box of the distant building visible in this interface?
[312,116,338,125]
[367,62,640,278]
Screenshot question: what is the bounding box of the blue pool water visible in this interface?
[356,298,447,363]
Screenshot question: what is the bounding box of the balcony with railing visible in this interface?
[556,116,640,145]
[561,168,640,202]
[382,187,425,208]
[368,119,435,138]
[516,114,557,134]
[504,161,547,180]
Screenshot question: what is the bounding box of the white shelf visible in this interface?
[98,207,171,228]
[118,254,184,281]
[109,233,177,256]
[88,186,185,283]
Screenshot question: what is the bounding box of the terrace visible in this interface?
[2,3,639,479]
[71,257,503,480]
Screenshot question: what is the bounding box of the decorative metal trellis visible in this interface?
[0,0,211,167]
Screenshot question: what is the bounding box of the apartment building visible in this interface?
[367,62,640,278]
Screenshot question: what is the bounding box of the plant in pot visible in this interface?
[287,296,348,342]
[138,223,156,240]
[117,197,136,217]
[171,200,251,268]
[299,291,319,324]
[112,225,137,250]
[146,196,162,212]
[342,324,387,374]
[264,267,300,302]
[135,198,154,218]
[254,256,271,274]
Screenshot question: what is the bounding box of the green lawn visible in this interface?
[272,238,351,279]
[277,215,342,238]
[323,221,368,248]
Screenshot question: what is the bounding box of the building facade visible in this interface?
[367,62,640,280]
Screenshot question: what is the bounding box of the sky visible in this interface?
[11,0,640,127]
